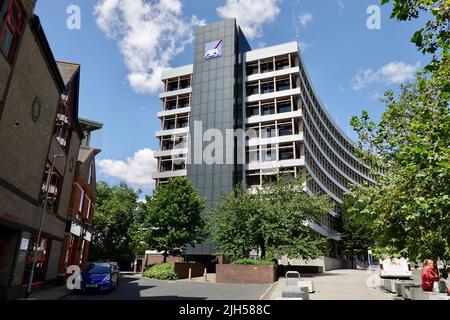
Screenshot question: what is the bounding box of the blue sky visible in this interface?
[35,0,429,196]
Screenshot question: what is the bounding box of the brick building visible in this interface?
[0,0,84,299]
[58,118,102,278]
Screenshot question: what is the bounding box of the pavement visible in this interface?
[65,273,270,300]
[270,269,397,300]
[21,285,72,301]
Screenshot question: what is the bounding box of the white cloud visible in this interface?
[93,0,205,94]
[217,0,282,39]
[298,13,313,28]
[352,61,420,91]
[98,148,158,190]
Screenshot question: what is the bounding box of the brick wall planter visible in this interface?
[216,264,276,284]
[174,262,205,279]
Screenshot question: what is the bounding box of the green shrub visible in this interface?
[143,263,178,280]
[232,258,274,265]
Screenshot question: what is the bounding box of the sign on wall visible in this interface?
[204,39,223,60]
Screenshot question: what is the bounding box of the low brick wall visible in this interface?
[143,255,183,269]
[174,263,205,279]
[216,264,276,284]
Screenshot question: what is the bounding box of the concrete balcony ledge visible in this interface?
[246,158,305,171]
[154,148,188,158]
[155,127,189,137]
[246,133,304,147]
[159,87,192,99]
[245,110,302,125]
[157,106,191,118]
[245,66,300,82]
[152,170,187,180]
[245,87,301,103]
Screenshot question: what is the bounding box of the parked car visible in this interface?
[80,262,120,292]
[379,257,412,279]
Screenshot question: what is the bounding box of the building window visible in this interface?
[246,82,259,96]
[262,102,275,115]
[261,81,274,94]
[275,57,290,70]
[276,78,291,91]
[162,139,174,151]
[55,97,72,150]
[164,118,176,130]
[88,160,94,185]
[260,60,274,73]
[278,124,293,136]
[246,104,259,117]
[41,162,62,213]
[177,117,189,128]
[167,80,178,91]
[277,101,291,113]
[78,187,85,215]
[22,235,51,286]
[165,99,177,110]
[0,0,24,63]
[246,62,258,76]
[179,77,191,89]
[178,96,190,108]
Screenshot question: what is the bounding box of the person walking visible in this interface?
[421,259,440,291]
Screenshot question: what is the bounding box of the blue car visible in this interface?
[80,262,120,292]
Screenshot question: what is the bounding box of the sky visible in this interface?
[35,0,430,197]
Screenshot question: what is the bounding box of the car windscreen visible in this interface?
[83,264,110,274]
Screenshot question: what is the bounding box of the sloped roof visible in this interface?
[56,61,80,86]
[78,146,101,164]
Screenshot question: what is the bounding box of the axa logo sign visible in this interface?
[204,39,223,60]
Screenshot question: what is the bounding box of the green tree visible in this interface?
[341,188,377,260]
[141,177,206,262]
[209,176,332,260]
[381,0,449,66]
[345,0,450,262]
[90,181,141,261]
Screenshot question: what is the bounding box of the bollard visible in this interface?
[204,268,208,282]
[188,268,192,281]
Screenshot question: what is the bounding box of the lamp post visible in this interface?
[26,153,65,298]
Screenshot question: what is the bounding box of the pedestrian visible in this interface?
[421,259,440,292]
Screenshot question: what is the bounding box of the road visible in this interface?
[66,273,270,300]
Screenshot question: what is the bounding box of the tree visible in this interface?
[345,0,450,262]
[209,175,333,260]
[341,187,377,260]
[141,177,206,262]
[381,0,449,67]
[90,182,142,261]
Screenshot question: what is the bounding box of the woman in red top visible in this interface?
[421,259,440,291]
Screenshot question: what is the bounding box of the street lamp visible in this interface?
[26,153,65,298]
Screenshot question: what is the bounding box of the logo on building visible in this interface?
[204,39,223,60]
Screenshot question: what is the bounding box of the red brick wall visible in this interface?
[174,262,204,279]
[216,264,276,284]
[143,255,183,268]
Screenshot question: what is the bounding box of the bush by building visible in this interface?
[143,263,178,280]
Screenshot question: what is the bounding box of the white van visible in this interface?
[379,257,412,279]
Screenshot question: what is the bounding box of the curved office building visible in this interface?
[153,19,372,270]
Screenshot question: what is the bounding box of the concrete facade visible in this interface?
[152,20,373,267]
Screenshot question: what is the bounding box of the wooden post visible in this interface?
[204,268,208,282]
[188,268,192,281]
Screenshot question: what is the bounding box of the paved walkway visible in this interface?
[270,269,395,300]
[20,285,72,300]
